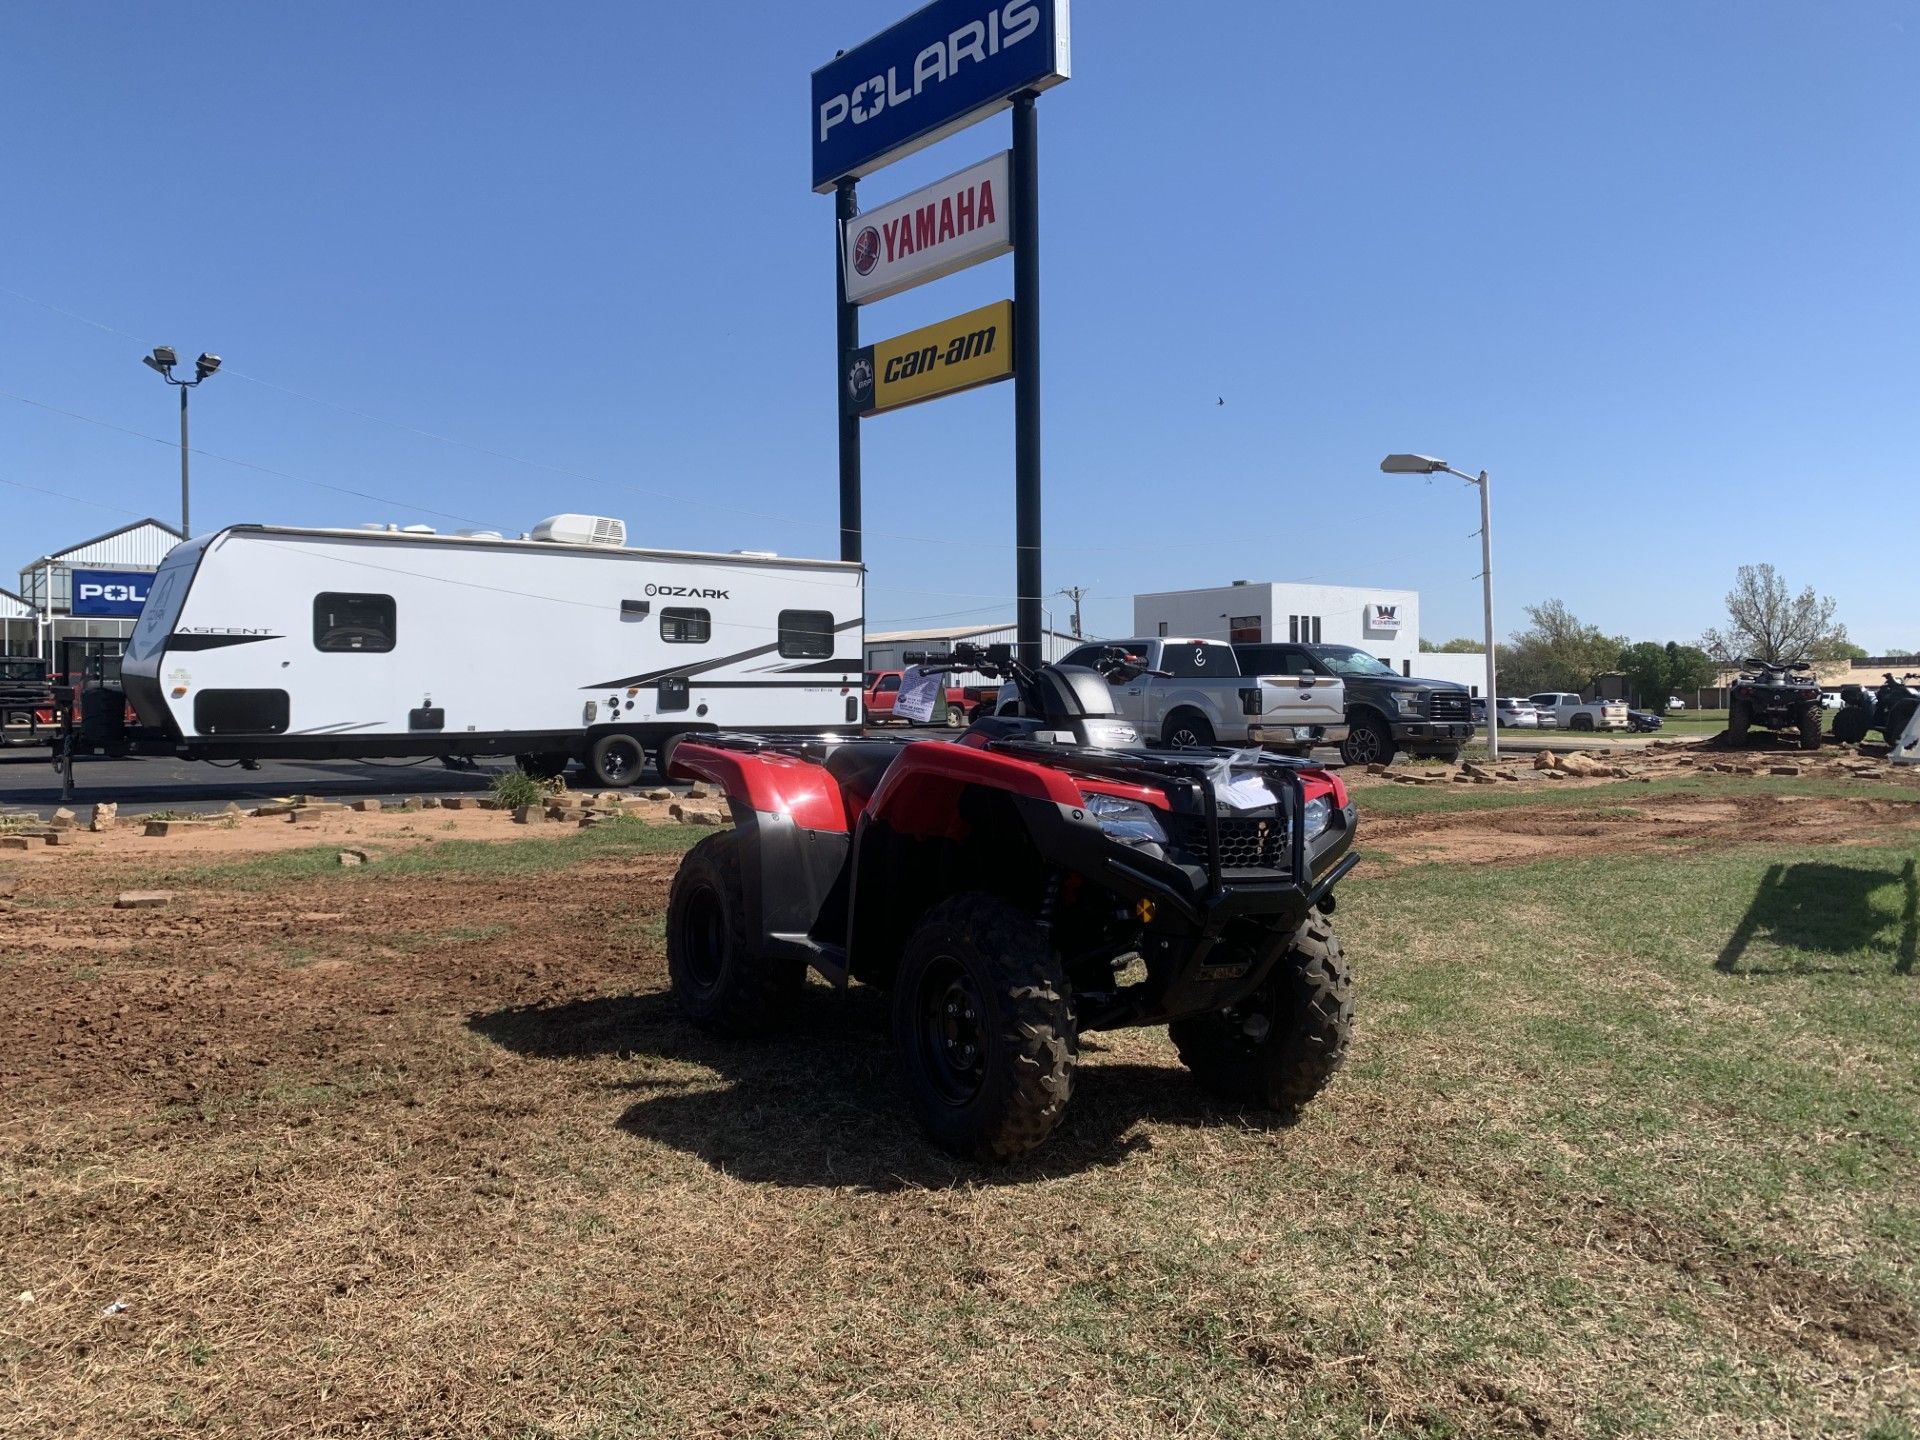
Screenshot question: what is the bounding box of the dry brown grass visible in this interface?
[2,794,1916,1438]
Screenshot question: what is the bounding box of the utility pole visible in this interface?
[1054,584,1089,638]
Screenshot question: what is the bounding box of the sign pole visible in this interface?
[1012,90,1042,667]
[834,178,862,563]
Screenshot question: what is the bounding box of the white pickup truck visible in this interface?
[1528,691,1630,732]
[1057,638,1347,755]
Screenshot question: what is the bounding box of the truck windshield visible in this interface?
[1308,645,1397,677]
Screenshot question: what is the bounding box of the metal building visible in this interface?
[14,518,183,658]
[0,587,34,658]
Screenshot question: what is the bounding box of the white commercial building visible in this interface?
[1134,582,1421,673]
[15,518,183,658]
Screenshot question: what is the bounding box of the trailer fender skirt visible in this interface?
[672,741,850,833]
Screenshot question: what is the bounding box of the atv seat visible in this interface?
[823,740,906,822]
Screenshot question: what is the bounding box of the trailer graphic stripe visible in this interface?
[582,618,863,692]
[167,632,282,651]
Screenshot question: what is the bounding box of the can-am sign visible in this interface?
[842,152,1011,305]
[70,568,152,618]
[846,299,1014,417]
[811,0,1069,193]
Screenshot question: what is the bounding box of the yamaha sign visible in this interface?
[71,567,153,618]
[811,0,1070,193]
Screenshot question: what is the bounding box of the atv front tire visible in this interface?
[1171,916,1353,1117]
[666,831,805,1036]
[892,892,1076,1161]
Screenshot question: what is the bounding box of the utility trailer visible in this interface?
[89,517,863,788]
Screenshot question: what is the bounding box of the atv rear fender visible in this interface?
[671,741,854,976]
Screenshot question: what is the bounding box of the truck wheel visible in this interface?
[1570,713,1595,732]
[892,892,1075,1161]
[516,752,570,780]
[1727,699,1751,741]
[1170,916,1352,1117]
[654,733,685,781]
[1831,704,1870,745]
[1338,714,1394,768]
[586,732,644,788]
[667,831,804,1036]
[1163,711,1215,749]
[944,703,966,728]
[1798,706,1824,751]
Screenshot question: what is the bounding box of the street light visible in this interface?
[1380,453,1500,762]
[141,345,221,538]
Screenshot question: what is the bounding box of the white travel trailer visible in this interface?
[120,517,864,786]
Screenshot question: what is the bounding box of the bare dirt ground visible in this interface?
[2,765,1917,1436]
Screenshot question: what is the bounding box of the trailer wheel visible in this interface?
[586,733,644,788]
[667,831,804,1036]
[1171,916,1352,1118]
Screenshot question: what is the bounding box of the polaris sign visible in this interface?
[811,0,1069,193]
[70,568,153,618]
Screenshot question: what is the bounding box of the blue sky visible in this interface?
[3,1,1914,647]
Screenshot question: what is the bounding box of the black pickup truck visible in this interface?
[1233,643,1476,766]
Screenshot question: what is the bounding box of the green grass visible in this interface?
[1356,771,1920,817]
[147,813,701,890]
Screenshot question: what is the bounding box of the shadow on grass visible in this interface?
[1716,858,1918,976]
[468,987,1283,1189]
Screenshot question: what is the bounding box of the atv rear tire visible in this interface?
[1831,704,1871,745]
[1727,699,1752,741]
[587,733,644,788]
[666,831,804,1037]
[892,892,1075,1161]
[654,733,685,782]
[1887,698,1919,746]
[1798,705,1824,752]
[1163,711,1215,750]
[1339,713,1395,768]
[1170,916,1352,1117]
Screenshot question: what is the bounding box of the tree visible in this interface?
[1500,601,1625,695]
[1620,640,1717,707]
[1701,564,1849,663]
[1419,637,1484,653]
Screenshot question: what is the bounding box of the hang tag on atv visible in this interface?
[1220,773,1275,811]
[893,666,942,725]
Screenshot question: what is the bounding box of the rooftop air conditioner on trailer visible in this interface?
[531,514,626,547]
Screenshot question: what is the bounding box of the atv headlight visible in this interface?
[1392,690,1423,717]
[1081,791,1167,846]
[1302,795,1332,841]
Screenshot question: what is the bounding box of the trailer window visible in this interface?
[659,607,711,644]
[777,609,835,659]
[313,593,395,653]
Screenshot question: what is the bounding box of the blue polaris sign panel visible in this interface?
[812,0,1069,193]
[70,567,153,617]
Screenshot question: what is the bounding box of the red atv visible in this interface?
[662,643,1360,1160]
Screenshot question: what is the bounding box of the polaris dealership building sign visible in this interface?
[811,0,1070,192]
[842,152,1011,305]
[846,300,1014,417]
[70,568,152,618]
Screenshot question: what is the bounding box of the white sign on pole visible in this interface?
[894,664,942,723]
[1366,603,1403,632]
[841,152,1012,305]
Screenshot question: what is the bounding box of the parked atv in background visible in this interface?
[1832,672,1920,747]
[660,642,1359,1161]
[1726,658,1824,751]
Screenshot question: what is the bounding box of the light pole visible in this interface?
[141,346,220,538]
[1381,453,1499,762]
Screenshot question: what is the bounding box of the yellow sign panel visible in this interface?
[846,299,1014,418]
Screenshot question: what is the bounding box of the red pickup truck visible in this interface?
[863,670,998,728]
